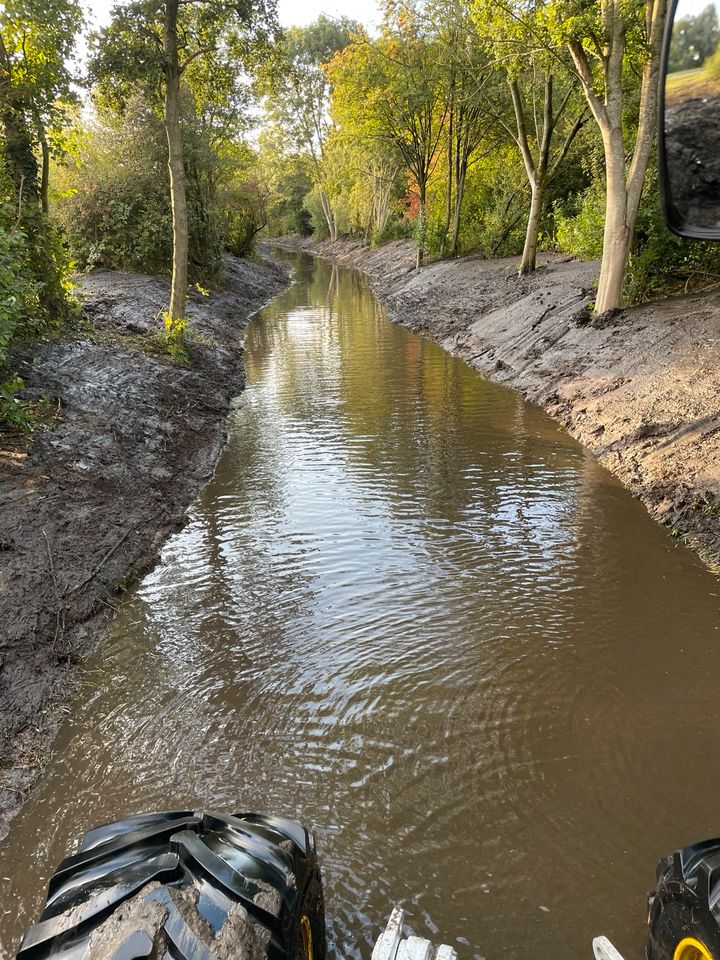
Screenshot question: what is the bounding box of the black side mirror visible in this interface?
[659,0,720,238]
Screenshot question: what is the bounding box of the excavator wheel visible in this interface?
[16,810,327,960]
[647,839,720,960]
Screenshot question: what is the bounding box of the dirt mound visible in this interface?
[0,254,290,840]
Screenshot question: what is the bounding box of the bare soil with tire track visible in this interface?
[0,254,290,841]
[269,235,720,575]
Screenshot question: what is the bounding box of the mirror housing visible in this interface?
[659,0,720,239]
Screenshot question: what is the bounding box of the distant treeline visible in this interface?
[2,0,720,424]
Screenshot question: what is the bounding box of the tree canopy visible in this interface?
[5,0,720,424]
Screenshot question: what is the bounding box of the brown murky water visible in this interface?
[2,252,719,960]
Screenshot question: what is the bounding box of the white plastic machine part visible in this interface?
[592,936,627,960]
[371,911,627,960]
[371,909,458,960]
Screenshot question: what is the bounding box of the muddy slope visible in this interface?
[0,254,290,840]
[269,236,720,572]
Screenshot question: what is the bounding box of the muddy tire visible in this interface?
[17,810,326,960]
[647,839,720,960]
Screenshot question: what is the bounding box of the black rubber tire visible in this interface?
[646,839,720,960]
[17,810,327,960]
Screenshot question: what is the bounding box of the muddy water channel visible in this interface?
[2,252,720,960]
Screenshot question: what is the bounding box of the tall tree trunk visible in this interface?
[519,181,544,275]
[33,112,49,215]
[164,0,189,330]
[441,104,454,257]
[510,76,552,277]
[595,146,633,313]
[319,189,336,241]
[416,181,426,269]
[450,163,466,257]
[568,0,667,314]
[373,163,394,236]
[39,133,49,215]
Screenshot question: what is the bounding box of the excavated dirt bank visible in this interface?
[269,236,720,574]
[0,254,290,841]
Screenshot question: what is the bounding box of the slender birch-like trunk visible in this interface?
[164,0,189,329]
[569,0,667,313]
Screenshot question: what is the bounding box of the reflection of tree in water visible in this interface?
[248,252,613,593]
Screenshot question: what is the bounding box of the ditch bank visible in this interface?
[0,253,290,841]
[269,235,720,574]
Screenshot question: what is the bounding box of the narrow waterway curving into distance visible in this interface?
[1,252,719,960]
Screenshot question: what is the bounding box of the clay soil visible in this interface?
[269,236,720,575]
[0,254,290,840]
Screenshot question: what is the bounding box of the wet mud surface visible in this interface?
[270,237,720,572]
[0,254,290,839]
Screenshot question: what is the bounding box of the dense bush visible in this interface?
[56,97,228,283]
[55,102,174,276]
[707,44,720,79]
[304,188,331,239]
[555,169,720,302]
[0,200,36,368]
[370,213,412,248]
[0,168,76,425]
[456,157,528,257]
[56,95,281,279]
[554,178,606,261]
[254,133,315,238]
[0,170,74,365]
[224,204,261,257]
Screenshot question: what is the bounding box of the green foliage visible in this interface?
[0,169,75,378]
[217,148,269,256]
[0,0,83,144]
[90,0,278,113]
[56,102,174,275]
[555,179,606,261]
[304,187,332,239]
[224,204,261,257]
[0,375,32,431]
[371,213,413,248]
[707,43,720,80]
[448,151,527,257]
[257,15,360,164]
[56,96,234,283]
[162,309,189,362]
[327,15,448,259]
[414,214,446,257]
[256,14,360,240]
[669,4,719,71]
[556,167,720,302]
[0,0,80,398]
[0,203,37,367]
[254,129,315,237]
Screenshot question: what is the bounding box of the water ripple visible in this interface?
[1,254,719,960]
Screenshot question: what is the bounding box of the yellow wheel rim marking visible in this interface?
[673,937,714,960]
[300,914,314,960]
